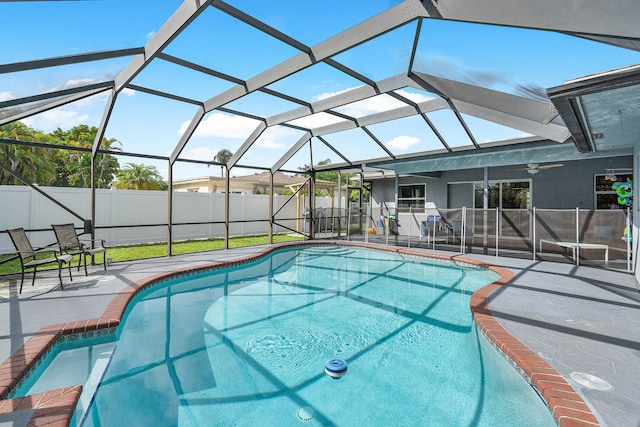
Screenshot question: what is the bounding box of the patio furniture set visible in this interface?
[6,224,107,294]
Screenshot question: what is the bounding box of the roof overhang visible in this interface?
[548,64,640,153]
[368,138,633,175]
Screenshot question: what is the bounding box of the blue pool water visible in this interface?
[22,246,556,426]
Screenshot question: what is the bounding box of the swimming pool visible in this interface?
[15,245,557,426]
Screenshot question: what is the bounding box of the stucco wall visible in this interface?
[370,156,633,211]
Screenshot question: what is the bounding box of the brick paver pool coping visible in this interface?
[0,242,600,426]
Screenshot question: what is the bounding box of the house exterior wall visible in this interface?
[370,156,633,211]
[173,177,291,194]
[447,183,473,208]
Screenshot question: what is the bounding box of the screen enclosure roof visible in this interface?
[2,0,640,180]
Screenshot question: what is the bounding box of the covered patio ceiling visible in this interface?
[2,0,640,180]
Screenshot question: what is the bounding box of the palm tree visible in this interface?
[213,149,233,177]
[113,163,166,190]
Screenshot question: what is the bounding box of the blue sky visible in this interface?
[2,0,640,180]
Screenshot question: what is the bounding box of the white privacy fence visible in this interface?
[0,186,337,254]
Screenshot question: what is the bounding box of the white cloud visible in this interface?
[178,111,260,138]
[287,112,346,129]
[255,139,285,149]
[310,87,435,119]
[7,78,109,131]
[0,91,14,102]
[52,78,98,91]
[312,86,360,102]
[386,135,420,151]
[23,109,89,132]
[121,88,136,97]
[336,95,407,118]
[181,146,218,161]
[311,86,407,118]
[395,89,436,104]
[254,126,298,149]
[146,31,157,41]
[50,78,115,109]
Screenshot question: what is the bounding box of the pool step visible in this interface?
[77,347,116,426]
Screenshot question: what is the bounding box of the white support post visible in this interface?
[303,209,308,236]
[325,210,329,240]
[432,213,437,251]
[330,208,334,240]
[385,211,389,246]
[575,207,580,266]
[408,206,412,248]
[495,207,499,257]
[461,206,466,254]
[532,207,537,261]
[347,205,351,241]
[365,204,370,244]
[241,193,245,237]
[208,190,213,240]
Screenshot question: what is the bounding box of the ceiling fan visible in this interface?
[519,163,564,175]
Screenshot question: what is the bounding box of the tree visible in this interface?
[213,149,233,177]
[113,163,167,190]
[0,122,124,188]
[0,122,57,185]
[52,125,121,188]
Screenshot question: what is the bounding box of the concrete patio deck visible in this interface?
[0,244,639,426]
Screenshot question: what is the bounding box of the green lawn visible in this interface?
[0,234,305,276]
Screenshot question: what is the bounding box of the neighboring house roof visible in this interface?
[232,172,306,186]
[173,172,338,192]
[175,172,336,185]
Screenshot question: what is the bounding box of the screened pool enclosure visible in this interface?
[2,0,640,271]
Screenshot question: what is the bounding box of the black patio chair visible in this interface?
[51,223,107,276]
[7,228,73,294]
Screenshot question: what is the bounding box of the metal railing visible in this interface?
[314,205,633,272]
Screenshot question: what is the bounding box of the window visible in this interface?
[594,173,633,210]
[474,180,530,209]
[473,180,531,238]
[398,184,425,209]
